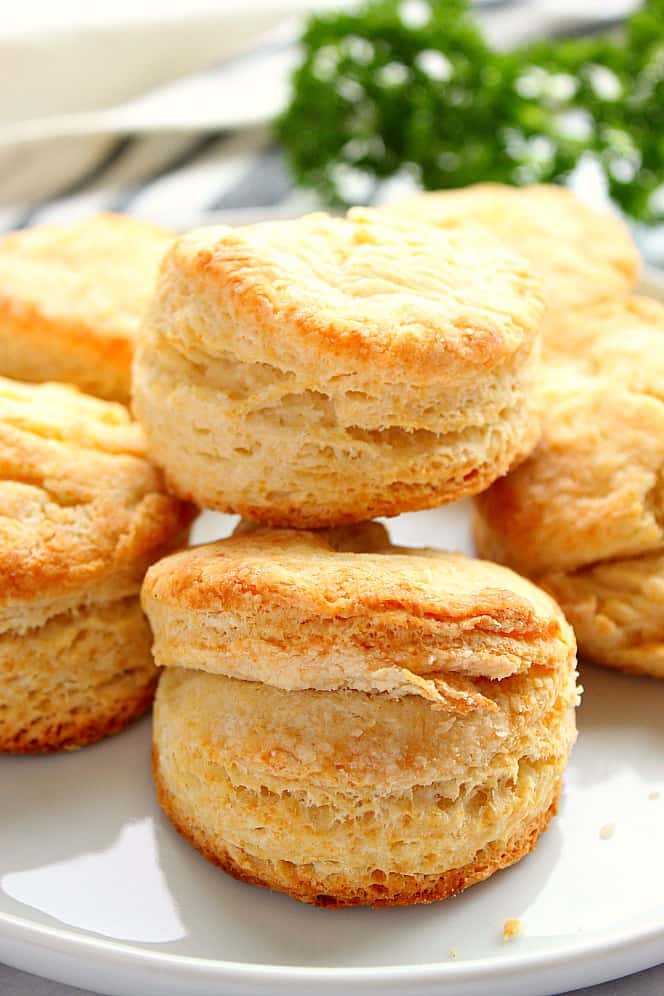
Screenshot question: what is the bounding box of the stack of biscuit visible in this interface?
[0,216,194,752]
[395,184,661,680]
[389,184,664,678]
[132,205,581,907]
[6,183,647,909]
[143,522,577,907]
[475,296,664,678]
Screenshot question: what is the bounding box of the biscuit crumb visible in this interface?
[649,790,660,800]
[599,822,615,840]
[503,918,522,941]
[448,948,459,959]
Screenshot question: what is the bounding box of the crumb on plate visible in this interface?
[503,918,522,941]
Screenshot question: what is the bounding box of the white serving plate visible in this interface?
[1,274,663,996]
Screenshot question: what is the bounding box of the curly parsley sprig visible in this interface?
[277,0,664,222]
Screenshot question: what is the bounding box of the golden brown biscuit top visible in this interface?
[148,208,543,385]
[384,184,639,313]
[475,297,664,575]
[0,213,172,340]
[0,377,194,614]
[142,522,574,707]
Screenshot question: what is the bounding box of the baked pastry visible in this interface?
[0,377,194,753]
[475,296,664,678]
[383,183,639,347]
[0,213,172,402]
[145,522,578,907]
[133,208,544,527]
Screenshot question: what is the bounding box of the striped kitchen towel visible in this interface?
[0,0,638,233]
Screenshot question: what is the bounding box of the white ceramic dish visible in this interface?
[1,274,663,996]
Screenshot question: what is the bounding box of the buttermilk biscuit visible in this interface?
[475,296,664,678]
[133,208,544,527]
[144,523,578,907]
[0,378,194,753]
[0,214,172,402]
[384,184,639,346]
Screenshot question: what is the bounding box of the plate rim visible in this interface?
[2,902,664,992]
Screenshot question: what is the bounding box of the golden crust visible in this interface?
[0,213,172,402]
[142,523,575,704]
[474,296,664,677]
[384,184,639,321]
[0,596,156,753]
[154,751,561,908]
[148,208,543,383]
[0,377,195,624]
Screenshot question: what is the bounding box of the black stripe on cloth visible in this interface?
[12,136,135,229]
[109,130,232,212]
[207,145,291,211]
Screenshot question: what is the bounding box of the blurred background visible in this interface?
[2,0,662,260]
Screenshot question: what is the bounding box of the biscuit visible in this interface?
[475,296,664,677]
[133,209,544,527]
[0,214,172,402]
[0,377,195,752]
[145,522,578,907]
[383,184,639,346]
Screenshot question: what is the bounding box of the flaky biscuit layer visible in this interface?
[154,663,575,906]
[0,596,156,753]
[133,209,543,525]
[542,552,664,679]
[155,744,561,908]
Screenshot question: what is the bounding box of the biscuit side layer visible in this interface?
[133,325,540,526]
[153,664,574,905]
[155,752,560,908]
[0,214,172,401]
[474,297,664,676]
[0,595,156,753]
